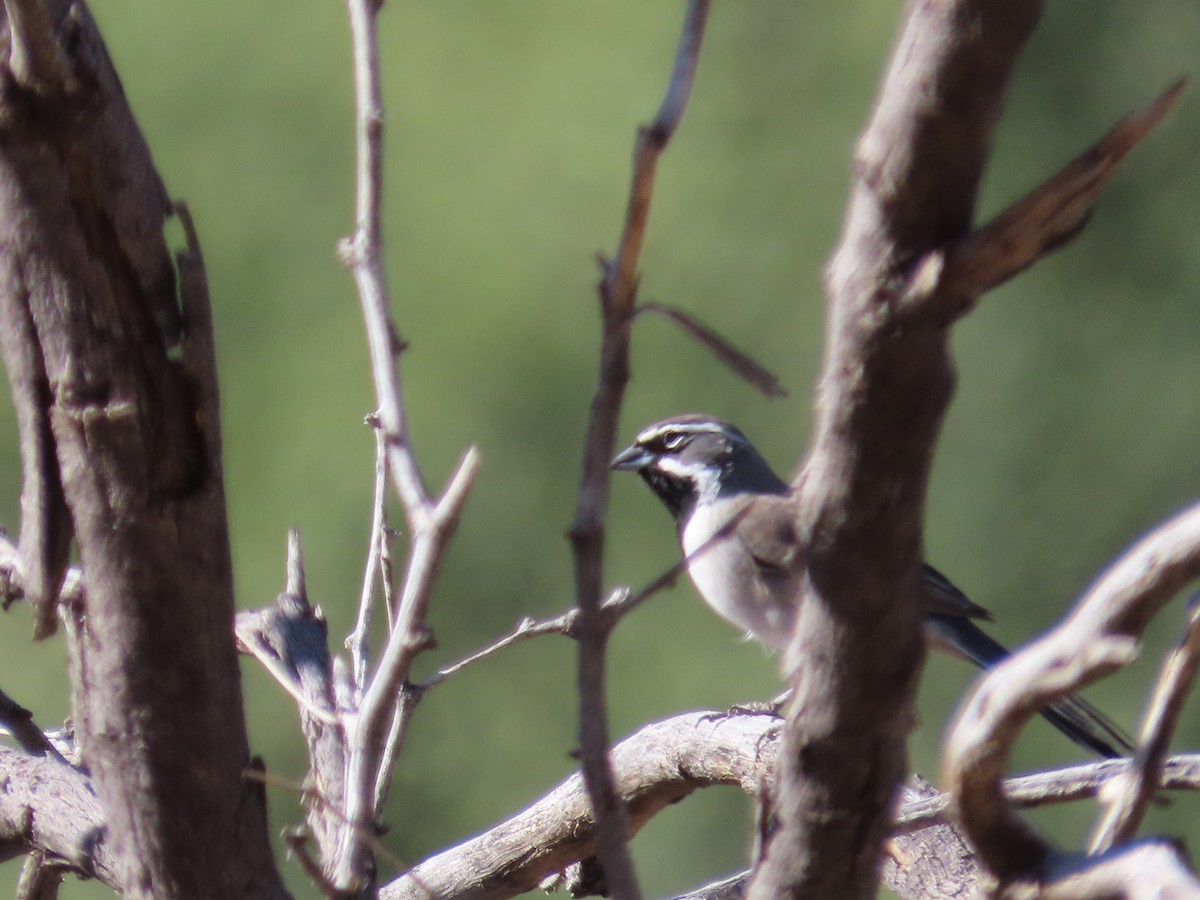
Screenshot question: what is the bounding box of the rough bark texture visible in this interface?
[0,2,286,897]
[747,3,1046,898]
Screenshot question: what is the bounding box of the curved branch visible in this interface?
[381,710,780,900]
[1090,603,1200,853]
[945,499,1200,881]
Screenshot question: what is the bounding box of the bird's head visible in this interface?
[612,414,787,520]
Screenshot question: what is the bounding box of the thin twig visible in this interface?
[246,769,409,876]
[235,624,340,727]
[371,689,418,819]
[348,418,390,698]
[568,7,710,895]
[895,756,1200,833]
[418,612,578,689]
[634,302,787,398]
[380,526,399,633]
[418,537,714,692]
[284,829,348,900]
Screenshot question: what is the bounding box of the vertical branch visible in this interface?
[750,2,1046,898]
[333,0,479,891]
[0,4,286,897]
[347,421,390,700]
[567,3,710,898]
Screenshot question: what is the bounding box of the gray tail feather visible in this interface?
[926,613,1132,758]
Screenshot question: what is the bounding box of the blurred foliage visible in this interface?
[0,1,1198,897]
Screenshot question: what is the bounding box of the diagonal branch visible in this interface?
[934,78,1186,303]
[633,302,787,398]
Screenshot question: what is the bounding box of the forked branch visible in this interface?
[332,0,480,888]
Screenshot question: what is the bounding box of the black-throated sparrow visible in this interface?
[613,414,1130,758]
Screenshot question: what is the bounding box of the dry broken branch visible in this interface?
[235,531,346,865]
[935,78,1186,304]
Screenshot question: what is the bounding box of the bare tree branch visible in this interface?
[374,714,1200,900]
[0,3,286,895]
[946,499,1200,882]
[633,302,787,398]
[235,531,346,866]
[568,4,710,898]
[752,3,1048,896]
[0,747,115,887]
[899,754,1200,834]
[421,532,731,692]
[1090,603,1200,853]
[749,2,1183,896]
[332,0,480,888]
[380,709,777,900]
[348,421,391,699]
[7,690,1200,900]
[935,78,1186,303]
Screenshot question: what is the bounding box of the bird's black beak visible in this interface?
[611,444,653,472]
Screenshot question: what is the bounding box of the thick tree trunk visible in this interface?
[0,2,287,896]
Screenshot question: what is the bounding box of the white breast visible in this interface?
[680,497,798,653]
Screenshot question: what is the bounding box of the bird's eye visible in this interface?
[662,433,686,451]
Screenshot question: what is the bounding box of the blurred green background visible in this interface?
[1,1,1198,896]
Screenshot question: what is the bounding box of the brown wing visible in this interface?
[733,493,802,576]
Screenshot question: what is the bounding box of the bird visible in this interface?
[612,413,1131,758]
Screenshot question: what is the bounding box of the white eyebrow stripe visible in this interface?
[636,420,721,443]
